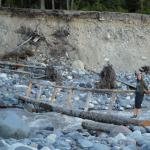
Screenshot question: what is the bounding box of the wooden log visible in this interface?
[18,95,150,127]
[31,81,135,94]
[82,120,119,132]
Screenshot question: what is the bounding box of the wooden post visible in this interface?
[36,86,42,101]
[0,0,2,7]
[51,87,57,103]
[66,89,73,108]
[52,0,55,10]
[67,0,70,10]
[84,92,92,111]
[25,81,32,97]
[41,0,45,10]
[108,94,116,114]
[71,0,74,10]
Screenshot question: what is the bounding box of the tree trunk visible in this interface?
[52,0,55,10]
[82,120,119,132]
[140,0,144,12]
[67,0,70,10]
[41,0,45,10]
[20,0,24,8]
[18,95,150,127]
[0,0,2,7]
[71,0,74,10]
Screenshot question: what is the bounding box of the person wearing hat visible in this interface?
[131,71,149,118]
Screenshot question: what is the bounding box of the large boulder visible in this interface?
[110,126,132,137]
[0,111,30,139]
[72,60,85,70]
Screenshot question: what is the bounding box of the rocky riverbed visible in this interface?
[0,63,150,150]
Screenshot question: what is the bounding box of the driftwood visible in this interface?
[82,120,119,132]
[116,79,136,89]
[18,95,150,127]
[0,61,45,69]
[96,64,116,89]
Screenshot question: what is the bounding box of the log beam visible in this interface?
[18,95,150,127]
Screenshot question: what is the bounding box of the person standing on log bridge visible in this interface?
[131,71,150,118]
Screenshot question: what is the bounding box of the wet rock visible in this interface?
[77,139,93,148]
[0,111,30,139]
[110,126,132,137]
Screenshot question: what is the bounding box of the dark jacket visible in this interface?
[136,79,148,96]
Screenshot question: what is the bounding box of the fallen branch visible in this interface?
[18,95,150,127]
[0,105,23,109]
[0,61,45,69]
[116,79,136,89]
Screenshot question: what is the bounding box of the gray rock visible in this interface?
[145,126,150,133]
[110,126,132,137]
[0,111,30,139]
[122,144,137,150]
[0,140,10,150]
[132,126,146,134]
[77,139,93,148]
[40,147,51,150]
[113,133,126,143]
[8,143,37,150]
[54,140,71,150]
[141,144,150,150]
[29,119,54,131]
[128,130,142,141]
[46,134,57,144]
[137,133,150,146]
[0,73,8,80]
[118,137,136,146]
[111,146,121,150]
[67,131,83,141]
[14,84,28,91]
[93,143,111,150]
